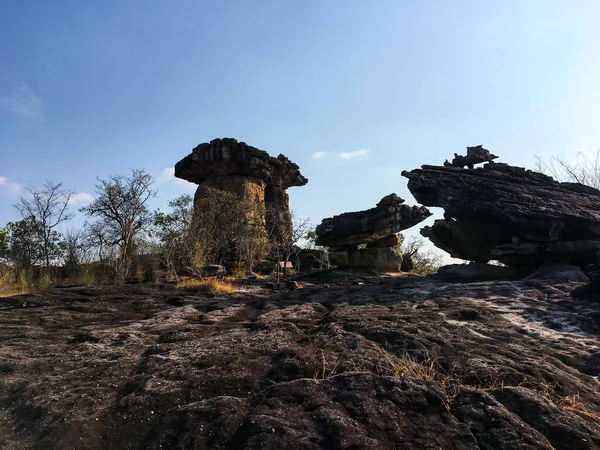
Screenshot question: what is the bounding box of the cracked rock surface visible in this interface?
[1,269,599,449]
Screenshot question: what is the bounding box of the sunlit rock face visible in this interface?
[175,138,307,240]
[402,152,600,268]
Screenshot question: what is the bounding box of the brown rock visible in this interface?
[2,278,600,448]
[400,253,414,271]
[194,176,265,204]
[174,138,307,241]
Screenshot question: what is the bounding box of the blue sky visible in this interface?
[1,1,600,257]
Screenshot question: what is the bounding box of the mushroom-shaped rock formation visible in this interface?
[402,155,600,268]
[315,194,432,271]
[175,138,307,240]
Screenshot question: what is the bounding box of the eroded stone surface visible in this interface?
[1,269,599,449]
[175,138,307,242]
[175,138,307,188]
[403,161,600,267]
[315,194,431,248]
[443,145,498,169]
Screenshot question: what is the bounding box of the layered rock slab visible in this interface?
[175,138,307,188]
[402,161,600,267]
[315,194,431,271]
[315,194,431,248]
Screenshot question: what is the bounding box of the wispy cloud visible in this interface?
[158,167,197,192]
[69,192,94,206]
[338,149,369,159]
[312,151,328,160]
[0,85,44,120]
[0,176,23,196]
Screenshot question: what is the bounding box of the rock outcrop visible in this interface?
[2,272,600,449]
[443,145,498,169]
[315,194,431,271]
[174,138,307,239]
[402,153,600,267]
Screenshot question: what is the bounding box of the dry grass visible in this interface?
[64,264,112,286]
[0,263,115,297]
[176,277,237,294]
[0,267,55,297]
[376,347,443,381]
[376,348,600,418]
[316,346,452,385]
[533,382,600,420]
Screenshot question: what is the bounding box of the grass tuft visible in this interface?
[176,277,237,294]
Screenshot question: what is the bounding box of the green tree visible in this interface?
[2,218,52,269]
[0,225,9,261]
[151,194,194,276]
[304,228,319,247]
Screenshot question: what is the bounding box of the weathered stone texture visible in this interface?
[315,194,431,248]
[175,138,307,240]
[403,159,600,267]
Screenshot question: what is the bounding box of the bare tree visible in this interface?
[398,234,443,274]
[265,208,312,281]
[535,149,600,188]
[62,228,86,270]
[14,181,73,267]
[80,170,156,282]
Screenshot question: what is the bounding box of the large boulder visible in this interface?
[315,194,431,248]
[402,159,600,268]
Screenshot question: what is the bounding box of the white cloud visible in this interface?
[69,192,94,206]
[158,167,197,191]
[312,151,328,159]
[338,149,369,159]
[0,85,44,120]
[0,176,23,196]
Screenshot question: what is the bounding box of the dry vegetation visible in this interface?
[315,338,598,420]
[175,277,237,294]
[0,266,55,297]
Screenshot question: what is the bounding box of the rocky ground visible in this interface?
[1,267,599,449]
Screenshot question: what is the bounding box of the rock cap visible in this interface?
[174,138,308,188]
